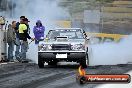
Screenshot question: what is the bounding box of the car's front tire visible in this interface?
[38,58,44,68]
[80,59,87,68]
[80,53,88,68]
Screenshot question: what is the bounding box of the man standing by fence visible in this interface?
[15,16,25,60]
[18,18,34,62]
[7,21,16,62]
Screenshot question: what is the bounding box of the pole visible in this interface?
[101,4,104,33]
[99,0,104,33]
[0,25,2,61]
[4,21,8,61]
[0,17,6,62]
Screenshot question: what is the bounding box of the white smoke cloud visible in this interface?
[13,0,69,20]
[89,35,132,66]
[11,0,70,63]
[4,0,132,66]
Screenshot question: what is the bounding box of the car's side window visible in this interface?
[46,31,51,38]
[76,31,83,39]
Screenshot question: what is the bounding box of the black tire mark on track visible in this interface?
[55,81,98,88]
[0,70,26,79]
[16,71,75,88]
[55,81,76,88]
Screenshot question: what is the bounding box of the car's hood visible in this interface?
[39,39,85,45]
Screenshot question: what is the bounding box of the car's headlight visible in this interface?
[38,44,52,51]
[47,45,52,50]
[71,44,85,50]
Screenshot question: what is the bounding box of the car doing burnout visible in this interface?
[38,28,89,68]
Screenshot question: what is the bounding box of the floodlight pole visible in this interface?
[100,1,104,33]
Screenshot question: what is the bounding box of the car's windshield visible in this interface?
[47,29,84,39]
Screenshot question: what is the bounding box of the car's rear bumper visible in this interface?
[38,51,86,62]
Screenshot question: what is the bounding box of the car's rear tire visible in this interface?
[38,58,44,68]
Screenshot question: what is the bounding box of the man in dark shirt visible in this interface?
[19,18,34,62]
[15,16,25,60]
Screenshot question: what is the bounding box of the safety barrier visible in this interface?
[86,32,128,44]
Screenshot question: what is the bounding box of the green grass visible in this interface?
[102,7,132,13]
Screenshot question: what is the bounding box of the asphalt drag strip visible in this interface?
[0,63,132,88]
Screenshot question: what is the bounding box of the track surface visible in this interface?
[0,63,132,88]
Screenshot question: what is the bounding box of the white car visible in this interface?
[38,28,89,68]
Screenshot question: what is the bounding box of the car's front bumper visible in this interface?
[38,51,86,62]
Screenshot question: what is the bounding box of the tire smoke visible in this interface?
[12,0,70,63]
[89,35,132,66]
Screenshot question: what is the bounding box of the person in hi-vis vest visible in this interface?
[18,18,34,62]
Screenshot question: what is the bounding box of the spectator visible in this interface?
[19,18,34,63]
[7,21,16,62]
[15,16,25,60]
[33,20,45,44]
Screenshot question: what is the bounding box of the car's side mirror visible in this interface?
[44,37,49,42]
[45,37,49,40]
